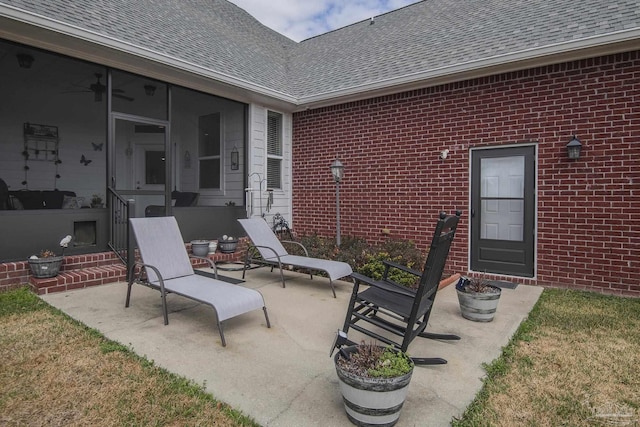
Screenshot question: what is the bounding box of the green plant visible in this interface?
[336,341,413,378]
[91,194,103,207]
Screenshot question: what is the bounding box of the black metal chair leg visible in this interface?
[419,331,461,340]
[412,357,448,365]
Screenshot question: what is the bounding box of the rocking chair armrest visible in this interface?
[351,272,416,298]
[280,240,310,257]
[189,255,218,278]
[382,260,422,278]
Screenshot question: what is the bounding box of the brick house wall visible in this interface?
[292,50,640,297]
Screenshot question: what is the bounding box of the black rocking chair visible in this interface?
[332,211,462,365]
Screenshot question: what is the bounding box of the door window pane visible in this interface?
[480,156,525,241]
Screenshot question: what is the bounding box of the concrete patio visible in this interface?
[41,266,543,426]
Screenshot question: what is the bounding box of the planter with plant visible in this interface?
[28,235,72,278]
[455,275,502,322]
[334,341,414,426]
[91,194,103,208]
[218,234,238,253]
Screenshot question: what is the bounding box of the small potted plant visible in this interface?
[334,341,414,426]
[28,235,72,278]
[218,234,238,253]
[455,274,502,322]
[90,194,103,208]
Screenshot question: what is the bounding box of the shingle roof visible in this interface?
[2,0,639,104]
[289,0,640,99]
[2,0,297,94]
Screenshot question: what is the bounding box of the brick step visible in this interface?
[29,249,245,295]
[30,264,128,295]
[1,241,248,294]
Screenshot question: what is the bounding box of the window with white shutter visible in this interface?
[267,111,282,189]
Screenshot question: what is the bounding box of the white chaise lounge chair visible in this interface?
[238,218,353,297]
[126,216,270,346]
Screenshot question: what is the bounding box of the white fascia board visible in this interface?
[0,4,298,105]
[295,28,640,110]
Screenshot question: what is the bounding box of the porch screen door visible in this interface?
[470,146,535,277]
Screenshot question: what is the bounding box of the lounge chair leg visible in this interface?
[160,291,169,326]
[125,281,133,307]
[218,320,226,347]
[329,280,336,298]
[263,307,271,328]
[278,262,286,288]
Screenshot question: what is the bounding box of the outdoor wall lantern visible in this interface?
[566,135,582,160]
[330,159,344,246]
[16,53,34,69]
[231,146,239,170]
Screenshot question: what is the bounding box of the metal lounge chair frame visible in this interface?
[238,218,353,298]
[126,216,270,346]
[332,211,462,365]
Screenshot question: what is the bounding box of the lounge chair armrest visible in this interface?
[383,260,422,278]
[351,272,416,298]
[189,255,218,278]
[132,261,168,294]
[280,240,309,257]
[248,244,284,261]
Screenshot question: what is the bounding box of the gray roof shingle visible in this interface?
[2,0,639,103]
[288,0,640,98]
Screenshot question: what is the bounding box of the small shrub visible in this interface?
[291,234,427,289]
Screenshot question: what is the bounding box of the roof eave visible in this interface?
[0,5,298,109]
[292,29,640,112]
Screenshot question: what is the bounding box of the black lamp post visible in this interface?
[330,159,344,246]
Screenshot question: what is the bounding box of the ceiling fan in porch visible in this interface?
[66,73,134,102]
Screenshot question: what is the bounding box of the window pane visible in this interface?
[145,151,165,184]
[267,111,282,156]
[199,159,220,188]
[199,113,221,157]
[267,158,281,188]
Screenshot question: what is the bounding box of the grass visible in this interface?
[453,288,640,427]
[1,287,638,426]
[0,287,259,427]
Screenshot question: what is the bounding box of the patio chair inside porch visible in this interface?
[127,216,270,346]
[238,218,353,297]
[332,210,462,365]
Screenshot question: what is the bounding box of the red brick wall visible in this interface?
[292,51,640,296]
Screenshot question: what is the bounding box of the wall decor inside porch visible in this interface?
[22,122,61,189]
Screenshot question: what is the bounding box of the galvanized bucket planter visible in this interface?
[28,256,63,278]
[334,346,414,426]
[456,277,502,322]
[190,240,210,257]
